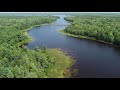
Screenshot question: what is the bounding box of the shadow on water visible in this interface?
[27,15,120,78]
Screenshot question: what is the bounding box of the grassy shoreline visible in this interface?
[19,24,75,78]
[16,24,49,47]
[59,30,120,48]
[46,48,76,78]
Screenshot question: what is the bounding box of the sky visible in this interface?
[0,12,120,16]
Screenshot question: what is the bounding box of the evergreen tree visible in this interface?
[42,44,47,53]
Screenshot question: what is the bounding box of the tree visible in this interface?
[0,16,59,78]
[42,44,47,53]
[64,15,120,46]
[34,45,40,52]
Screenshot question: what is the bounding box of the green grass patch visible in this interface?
[46,48,75,78]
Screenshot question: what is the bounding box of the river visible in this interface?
[27,15,120,78]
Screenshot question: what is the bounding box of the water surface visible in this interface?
[27,15,120,78]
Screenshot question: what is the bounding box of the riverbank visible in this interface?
[46,48,76,78]
[19,24,75,78]
[59,30,120,48]
[16,24,50,47]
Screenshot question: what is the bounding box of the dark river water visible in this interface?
[27,15,120,78]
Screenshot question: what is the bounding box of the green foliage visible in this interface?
[0,16,73,78]
[42,44,47,53]
[64,16,120,46]
[34,46,40,52]
[45,49,74,78]
[64,16,75,22]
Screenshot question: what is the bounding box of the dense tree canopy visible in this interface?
[64,16,120,46]
[0,16,72,78]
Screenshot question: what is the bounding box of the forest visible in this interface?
[0,16,73,78]
[64,16,120,46]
